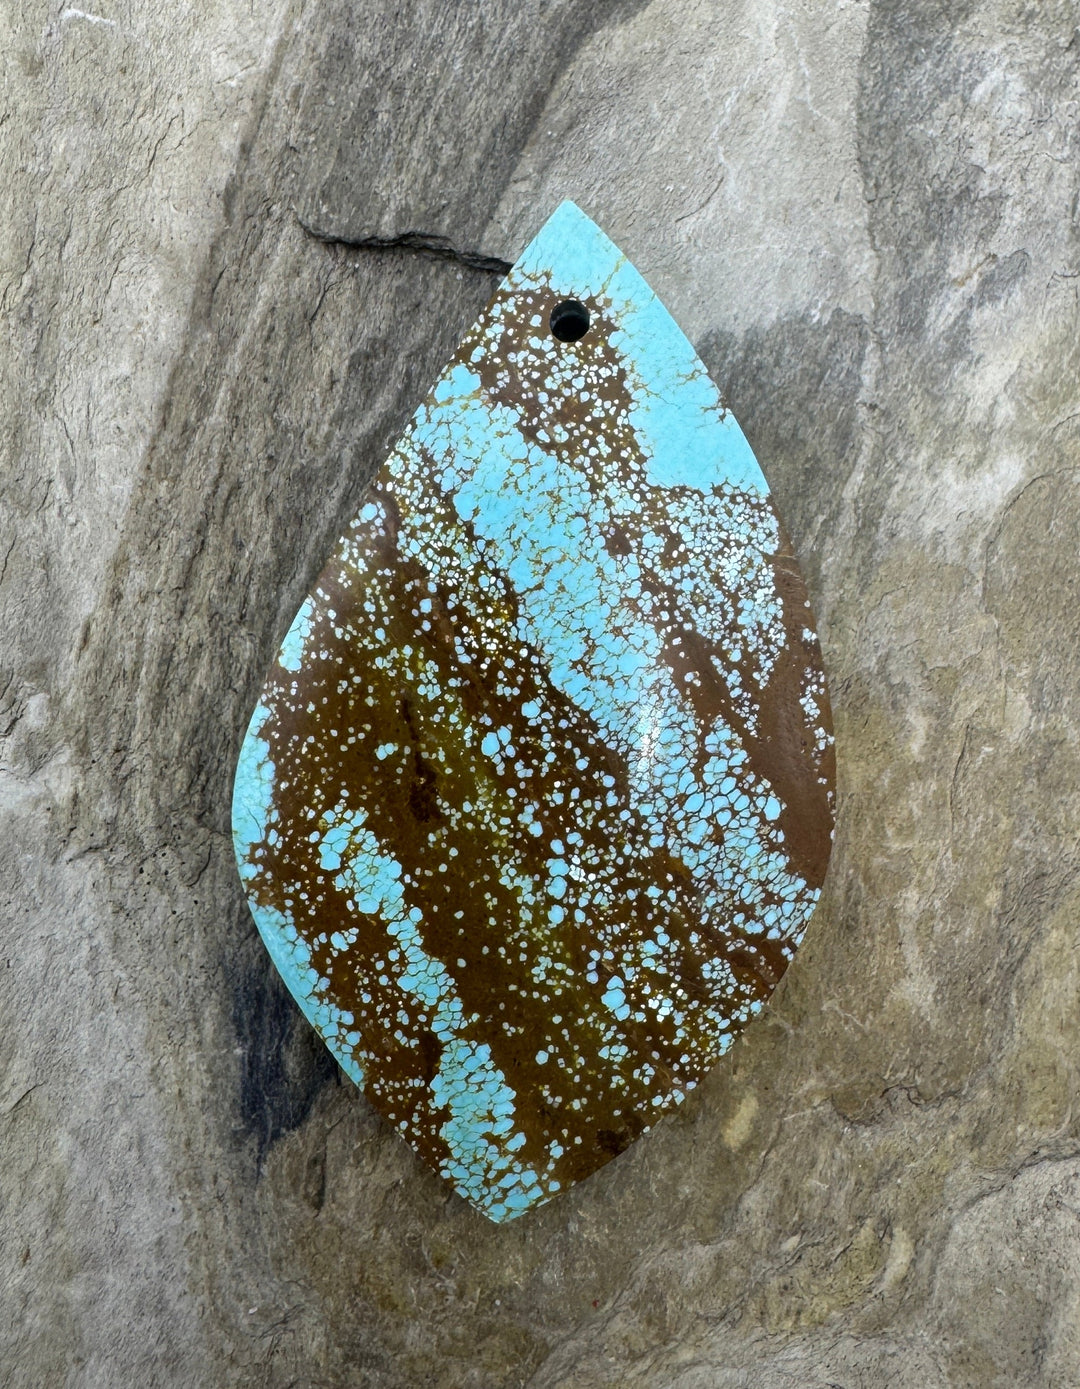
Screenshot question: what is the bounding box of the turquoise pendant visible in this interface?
[233,202,834,1221]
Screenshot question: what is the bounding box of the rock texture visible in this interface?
[3,0,1080,1384]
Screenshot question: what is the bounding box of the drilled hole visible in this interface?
[549,299,590,343]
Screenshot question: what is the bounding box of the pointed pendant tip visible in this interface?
[545,197,604,237]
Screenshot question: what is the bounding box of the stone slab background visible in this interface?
[3,0,1080,1384]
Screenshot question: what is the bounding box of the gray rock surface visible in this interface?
[3,0,1080,1384]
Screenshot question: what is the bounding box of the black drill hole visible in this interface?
[549,298,590,343]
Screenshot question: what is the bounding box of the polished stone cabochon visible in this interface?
[232,202,835,1221]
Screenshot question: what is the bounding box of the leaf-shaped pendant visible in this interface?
[233,202,834,1221]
